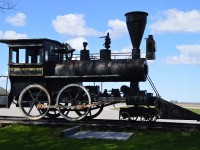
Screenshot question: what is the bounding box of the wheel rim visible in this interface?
[19,84,51,120]
[119,112,131,121]
[140,113,152,122]
[75,104,104,120]
[44,108,60,118]
[131,116,138,121]
[56,84,91,121]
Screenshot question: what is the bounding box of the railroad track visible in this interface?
[0,116,200,131]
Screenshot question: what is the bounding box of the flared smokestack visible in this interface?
[125,11,148,59]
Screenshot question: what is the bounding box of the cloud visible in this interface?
[0,30,28,39]
[165,44,200,65]
[52,13,129,40]
[105,19,127,39]
[149,9,200,34]
[66,37,88,50]
[111,45,131,59]
[6,12,26,26]
[112,45,155,64]
[52,13,102,36]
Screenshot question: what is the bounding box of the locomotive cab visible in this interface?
[0,38,73,108]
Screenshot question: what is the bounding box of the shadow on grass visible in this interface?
[0,124,200,150]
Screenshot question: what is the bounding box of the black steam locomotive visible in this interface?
[1,11,199,122]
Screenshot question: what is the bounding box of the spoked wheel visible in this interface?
[45,108,60,118]
[131,116,139,121]
[140,113,152,122]
[75,104,104,120]
[18,84,51,120]
[119,112,131,121]
[56,84,91,121]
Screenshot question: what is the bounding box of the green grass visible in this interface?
[189,108,200,115]
[0,124,200,150]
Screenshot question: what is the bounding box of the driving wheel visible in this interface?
[75,104,104,120]
[18,84,51,120]
[56,84,91,121]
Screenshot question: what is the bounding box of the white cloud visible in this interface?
[112,45,131,59]
[6,12,26,26]
[112,45,155,64]
[165,44,200,65]
[112,45,132,53]
[105,19,127,39]
[66,37,88,50]
[52,13,128,40]
[52,13,102,36]
[149,9,200,34]
[0,30,28,39]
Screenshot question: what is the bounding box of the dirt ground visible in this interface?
[175,103,200,109]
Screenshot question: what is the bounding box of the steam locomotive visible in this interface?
[1,11,199,122]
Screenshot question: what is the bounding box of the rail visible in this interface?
[0,116,200,131]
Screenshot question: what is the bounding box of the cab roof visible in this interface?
[0,38,63,47]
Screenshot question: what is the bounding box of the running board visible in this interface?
[158,98,200,121]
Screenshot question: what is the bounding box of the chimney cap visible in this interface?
[125,11,148,17]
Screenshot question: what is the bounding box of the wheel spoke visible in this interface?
[75,104,103,119]
[27,103,35,115]
[66,90,73,101]
[19,84,51,120]
[56,84,91,121]
[74,88,81,101]
[37,108,43,115]
[35,89,42,101]
[65,111,69,116]
[89,110,92,117]
[28,90,35,100]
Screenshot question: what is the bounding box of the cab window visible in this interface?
[9,47,42,64]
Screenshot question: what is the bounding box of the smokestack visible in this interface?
[125,11,148,59]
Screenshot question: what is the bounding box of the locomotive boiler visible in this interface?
[1,11,199,122]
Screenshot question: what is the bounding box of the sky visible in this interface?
[0,0,200,103]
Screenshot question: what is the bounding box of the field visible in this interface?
[0,124,200,150]
[176,103,200,114]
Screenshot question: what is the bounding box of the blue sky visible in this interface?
[0,0,200,102]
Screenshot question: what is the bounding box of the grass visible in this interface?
[0,124,200,150]
[189,108,200,115]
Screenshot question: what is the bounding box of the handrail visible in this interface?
[73,52,132,60]
[147,74,160,98]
